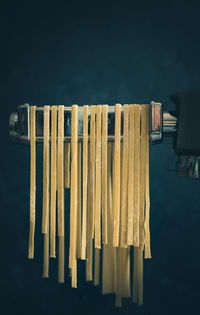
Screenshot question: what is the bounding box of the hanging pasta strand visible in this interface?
[42,106,50,234]
[115,142,123,307]
[144,104,152,259]
[102,143,116,295]
[57,105,65,283]
[69,105,78,288]
[88,105,96,240]
[86,145,93,281]
[127,105,135,245]
[28,106,36,259]
[113,104,121,247]
[42,106,50,278]
[81,105,88,260]
[77,142,82,259]
[140,104,148,250]
[135,104,148,304]
[120,104,129,247]
[64,143,71,188]
[102,105,108,245]
[133,105,141,247]
[102,143,116,294]
[26,102,152,308]
[50,106,57,258]
[95,105,102,249]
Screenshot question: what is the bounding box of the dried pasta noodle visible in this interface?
[57,105,65,283]
[102,143,116,294]
[86,144,93,281]
[50,106,57,258]
[28,106,36,259]
[113,104,121,247]
[42,106,50,235]
[102,105,108,244]
[127,105,134,245]
[77,142,82,259]
[42,106,50,278]
[81,105,88,260]
[95,105,102,249]
[88,105,96,240]
[144,104,152,259]
[120,105,129,247]
[64,143,71,188]
[28,103,152,308]
[69,105,78,288]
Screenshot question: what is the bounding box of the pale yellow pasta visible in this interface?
[95,105,102,249]
[127,105,135,245]
[102,105,108,245]
[88,105,96,240]
[81,105,88,260]
[28,106,36,259]
[144,105,152,259]
[102,143,116,295]
[57,106,64,237]
[133,105,140,247]
[27,103,152,308]
[139,104,148,250]
[86,145,93,281]
[77,142,82,259]
[113,104,121,247]
[120,104,129,247]
[42,106,50,279]
[57,105,65,283]
[42,105,50,234]
[69,105,78,288]
[64,143,71,188]
[50,106,57,259]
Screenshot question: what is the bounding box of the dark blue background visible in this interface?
[1,0,200,314]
